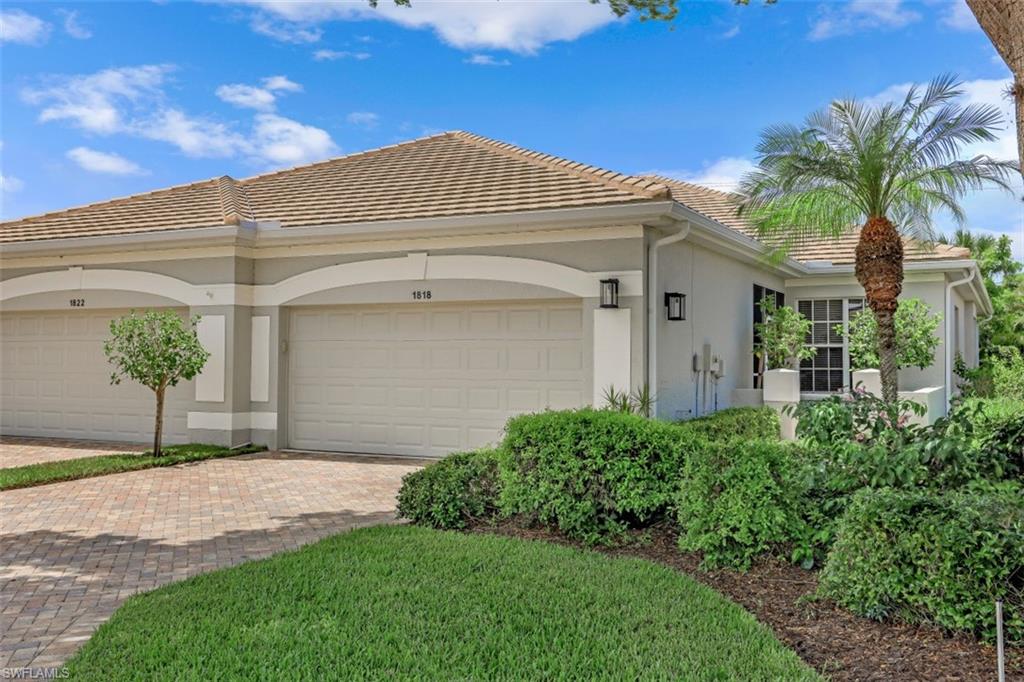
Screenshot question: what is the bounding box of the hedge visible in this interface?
[396,449,501,529]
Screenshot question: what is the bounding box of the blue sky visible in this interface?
[1,0,1020,258]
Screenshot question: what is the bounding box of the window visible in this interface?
[796,298,863,393]
[752,284,785,388]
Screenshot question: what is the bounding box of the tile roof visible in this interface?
[0,131,669,244]
[0,132,972,267]
[647,176,971,265]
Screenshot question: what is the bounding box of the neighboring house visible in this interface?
[0,132,990,457]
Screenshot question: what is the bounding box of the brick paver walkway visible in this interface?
[0,437,146,469]
[0,450,423,671]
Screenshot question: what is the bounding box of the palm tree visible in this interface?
[738,75,1018,403]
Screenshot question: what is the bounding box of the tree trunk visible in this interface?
[965,0,1024,179]
[855,216,904,403]
[153,386,165,457]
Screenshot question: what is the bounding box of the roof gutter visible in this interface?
[945,267,977,409]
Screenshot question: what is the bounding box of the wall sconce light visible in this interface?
[664,292,686,321]
[599,279,619,308]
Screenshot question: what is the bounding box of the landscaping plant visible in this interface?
[675,439,812,569]
[498,408,700,544]
[677,406,780,442]
[840,298,941,371]
[819,483,1023,644]
[396,449,501,529]
[753,296,815,374]
[739,75,1016,402]
[104,310,210,456]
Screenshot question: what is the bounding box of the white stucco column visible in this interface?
[851,368,882,396]
[592,308,632,405]
[763,368,800,440]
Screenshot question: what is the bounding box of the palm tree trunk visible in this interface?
[855,216,904,403]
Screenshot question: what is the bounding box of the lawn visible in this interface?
[67,525,820,681]
[0,443,265,490]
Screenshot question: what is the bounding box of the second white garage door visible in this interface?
[288,300,586,457]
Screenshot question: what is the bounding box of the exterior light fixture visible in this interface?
[599,279,619,308]
[664,292,686,321]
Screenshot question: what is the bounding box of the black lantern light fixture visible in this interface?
[599,278,619,308]
[664,292,686,321]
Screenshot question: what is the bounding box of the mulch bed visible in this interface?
[468,521,1022,681]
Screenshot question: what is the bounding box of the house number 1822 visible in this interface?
[69,298,85,307]
[411,290,432,301]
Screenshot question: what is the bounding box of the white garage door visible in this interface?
[0,309,191,444]
[288,300,586,457]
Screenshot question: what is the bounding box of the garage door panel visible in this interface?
[288,300,586,457]
[1,309,191,444]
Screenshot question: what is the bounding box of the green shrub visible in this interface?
[675,439,811,570]
[819,484,1024,643]
[396,449,500,529]
[498,409,698,544]
[678,407,780,442]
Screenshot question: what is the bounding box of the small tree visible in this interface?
[754,297,816,376]
[839,298,941,371]
[104,311,210,456]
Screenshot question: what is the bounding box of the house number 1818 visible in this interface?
[411,290,432,300]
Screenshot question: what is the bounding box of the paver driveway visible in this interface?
[0,437,146,469]
[0,450,424,671]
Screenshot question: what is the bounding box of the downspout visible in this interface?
[647,222,691,417]
[945,267,977,408]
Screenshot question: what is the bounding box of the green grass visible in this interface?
[0,443,265,490]
[66,525,820,681]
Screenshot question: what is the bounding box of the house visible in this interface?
[0,132,990,457]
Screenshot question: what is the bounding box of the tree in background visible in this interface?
[104,311,210,456]
[840,299,941,372]
[738,76,1016,403]
[939,229,1024,357]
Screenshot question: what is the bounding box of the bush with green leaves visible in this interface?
[677,407,779,443]
[839,298,941,371]
[396,449,500,529]
[104,310,210,456]
[754,297,816,373]
[819,483,1023,643]
[498,409,700,544]
[675,439,812,570]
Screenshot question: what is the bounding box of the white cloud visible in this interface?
[142,108,247,158]
[0,9,51,45]
[313,49,371,61]
[216,75,302,111]
[465,54,511,67]
[229,1,617,54]
[251,113,337,166]
[645,157,757,193]
[22,64,172,134]
[23,65,335,167]
[57,9,92,39]
[940,1,978,30]
[263,75,302,92]
[809,0,921,41]
[67,147,145,175]
[1,174,24,193]
[721,25,740,39]
[346,111,379,128]
[249,13,321,43]
[216,83,278,111]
